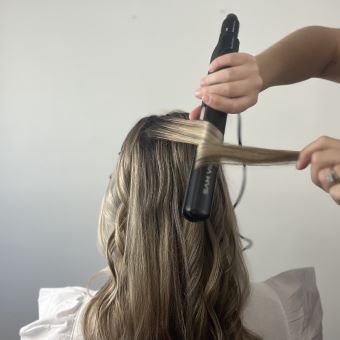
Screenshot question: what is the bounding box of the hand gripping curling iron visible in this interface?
[182,14,240,222]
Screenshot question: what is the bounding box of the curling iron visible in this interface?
[182,14,240,222]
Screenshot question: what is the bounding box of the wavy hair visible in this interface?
[81,111,299,340]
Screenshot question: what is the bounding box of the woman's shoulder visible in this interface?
[19,286,95,340]
[243,267,323,340]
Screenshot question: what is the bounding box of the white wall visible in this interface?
[1,0,339,339]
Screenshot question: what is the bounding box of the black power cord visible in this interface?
[232,114,253,251]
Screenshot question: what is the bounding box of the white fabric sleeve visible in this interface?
[242,281,291,340]
[264,267,323,340]
[19,286,94,340]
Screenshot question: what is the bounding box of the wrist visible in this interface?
[255,53,271,91]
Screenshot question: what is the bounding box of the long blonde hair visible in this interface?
[81,111,298,340]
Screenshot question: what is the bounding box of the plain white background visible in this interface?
[1,0,340,339]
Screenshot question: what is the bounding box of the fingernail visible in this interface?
[208,64,214,72]
[202,95,210,104]
[296,160,301,170]
[200,79,205,86]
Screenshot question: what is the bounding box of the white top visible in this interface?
[19,267,323,340]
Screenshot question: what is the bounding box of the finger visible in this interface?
[312,148,340,169]
[310,149,340,188]
[297,136,340,169]
[201,63,258,86]
[189,105,202,120]
[199,79,257,99]
[209,53,255,72]
[202,93,258,114]
[330,183,340,204]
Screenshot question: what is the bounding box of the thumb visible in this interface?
[189,105,202,120]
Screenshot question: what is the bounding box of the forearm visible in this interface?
[256,26,340,90]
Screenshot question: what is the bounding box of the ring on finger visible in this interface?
[326,167,340,185]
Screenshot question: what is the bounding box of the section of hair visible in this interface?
[147,115,299,167]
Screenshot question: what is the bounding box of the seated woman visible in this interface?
[20,111,323,340]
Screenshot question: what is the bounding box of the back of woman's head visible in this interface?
[82,111,298,340]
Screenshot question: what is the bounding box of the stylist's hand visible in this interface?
[297,136,340,205]
[189,53,263,120]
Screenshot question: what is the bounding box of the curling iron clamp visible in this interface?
[183,14,240,222]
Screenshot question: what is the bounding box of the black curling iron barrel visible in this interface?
[182,14,240,222]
